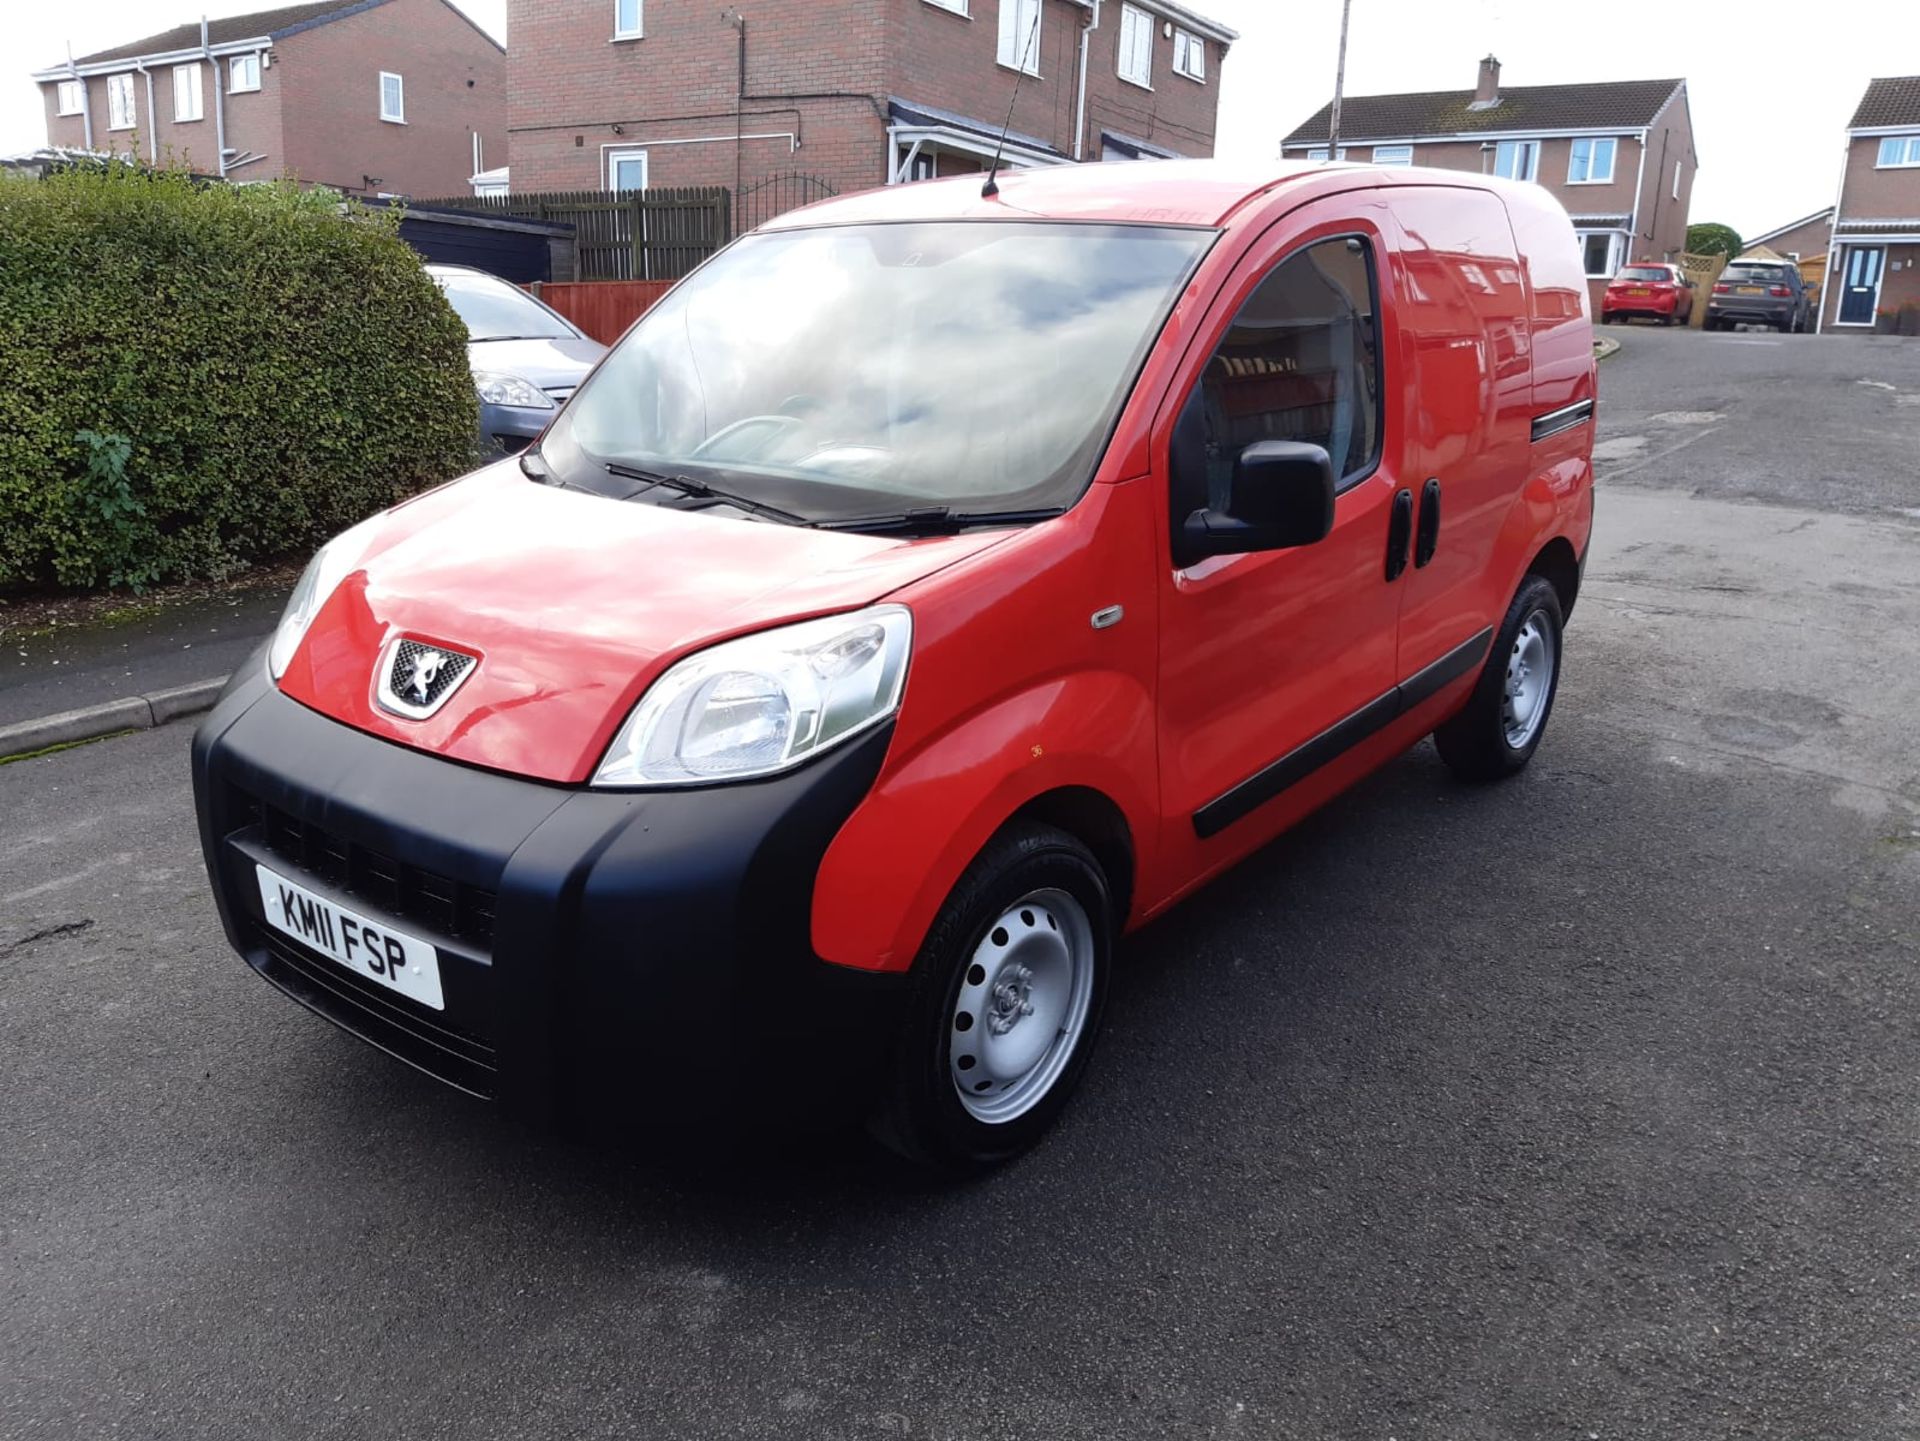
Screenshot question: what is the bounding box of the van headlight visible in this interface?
[592,606,911,787]
[267,518,381,680]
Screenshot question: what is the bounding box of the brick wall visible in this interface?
[505,0,1226,202]
[1629,90,1695,266]
[279,0,506,195]
[1832,134,1920,221]
[506,0,890,198]
[1750,213,1833,262]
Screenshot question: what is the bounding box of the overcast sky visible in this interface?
[8,0,1918,238]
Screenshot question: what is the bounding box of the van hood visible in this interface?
[275,464,1013,784]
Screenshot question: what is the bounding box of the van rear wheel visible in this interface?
[1434,575,1565,782]
[869,822,1111,1172]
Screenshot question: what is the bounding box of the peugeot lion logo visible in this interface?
[408,649,448,705]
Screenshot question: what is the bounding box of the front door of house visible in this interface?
[1838,246,1885,326]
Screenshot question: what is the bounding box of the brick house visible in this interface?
[1745,208,1832,266]
[1819,77,1920,334]
[32,0,506,198]
[1281,57,1696,315]
[504,0,1235,210]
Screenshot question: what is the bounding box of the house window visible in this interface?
[1672,160,1682,199]
[614,0,642,40]
[1579,232,1620,279]
[173,64,204,122]
[997,0,1041,74]
[1494,139,1540,181]
[229,54,261,93]
[1172,235,1383,547]
[379,71,404,123]
[922,0,966,11]
[1875,135,1920,168]
[55,79,84,115]
[106,73,136,131]
[1567,137,1615,184]
[1305,147,1349,162]
[1117,4,1153,88]
[1173,29,1205,82]
[607,147,648,193]
[1372,145,1412,165]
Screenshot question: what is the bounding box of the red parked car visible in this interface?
[1601,262,1695,325]
[192,162,1596,1169]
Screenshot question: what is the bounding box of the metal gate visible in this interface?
[735,172,839,235]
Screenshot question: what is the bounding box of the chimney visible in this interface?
[1475,54,1501,106]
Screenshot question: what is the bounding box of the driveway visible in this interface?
[2,328,1917,1440]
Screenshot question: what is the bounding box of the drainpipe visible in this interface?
[136,61,158,163]
[68,43,94,151]
[203,18,227,178]
[1072,0,1101,161]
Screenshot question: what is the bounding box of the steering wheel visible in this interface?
[690,413,806,461]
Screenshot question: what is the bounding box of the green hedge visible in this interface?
[0,164,477,589]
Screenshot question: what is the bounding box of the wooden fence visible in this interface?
[526,280,675,345]
[417,187,731,281]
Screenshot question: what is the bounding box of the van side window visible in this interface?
[1171,236,1382,534]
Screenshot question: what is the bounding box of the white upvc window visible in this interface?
[1172,29,1205,82]
[173,63,204,122]
[1494,138,1540,181]
[1876,135,1920,168]
[922,0,967,12]
[1305,146,1349,162]
[607,146,648,193]
[106,73,136,131]
[1672,160,1682,199]
[614,0,642,40]
[1567,136,1615,184]
[1579,231,1622,279]
[229,53,261,92]
[379,71,404,123]
[1372,145,1412,165]
[998,0,1041,75]
[1117,4,1153,88]
[56,79,84,115]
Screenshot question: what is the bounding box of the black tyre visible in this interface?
[870,822,1112,1172]
[1433,575,1565,783]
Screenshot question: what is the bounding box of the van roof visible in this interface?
[763,159,1484,232]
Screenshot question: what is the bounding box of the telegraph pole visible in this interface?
[1328,0,1352,156]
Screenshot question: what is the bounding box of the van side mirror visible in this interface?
[1180,441,1336,561]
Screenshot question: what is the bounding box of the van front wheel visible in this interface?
[869,823,1111,1172]
[1434,575,1565,782]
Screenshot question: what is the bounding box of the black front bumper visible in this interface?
[191,664,906,1127]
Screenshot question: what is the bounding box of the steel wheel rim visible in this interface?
[1502,609,1556,749]
[948,888,1095,1124]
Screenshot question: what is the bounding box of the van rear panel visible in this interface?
[1500,184,1597,416]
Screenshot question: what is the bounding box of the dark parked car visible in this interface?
[1705,260,1811,333]
[428,264,607,452]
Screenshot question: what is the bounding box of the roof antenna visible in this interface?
[982,7,1040,198]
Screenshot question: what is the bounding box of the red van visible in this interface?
[191,162,1594,1169]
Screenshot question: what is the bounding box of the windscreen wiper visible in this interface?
[601,461,813,527]
[812,505,1064,536]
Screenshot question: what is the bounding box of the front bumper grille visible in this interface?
[233,786,498,949]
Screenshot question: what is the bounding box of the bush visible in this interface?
[0,163,477,589]
[1684,222,1743,259]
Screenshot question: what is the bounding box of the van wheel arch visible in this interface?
[1528,536,1581,622]
[1005,786,1135,932]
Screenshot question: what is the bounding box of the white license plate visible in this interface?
[256,862,445,1010]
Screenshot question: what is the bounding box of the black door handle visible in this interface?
[1415,478,1441,568]
[1385,488,1413,580]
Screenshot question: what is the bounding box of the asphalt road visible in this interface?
[4,330,1918,1440]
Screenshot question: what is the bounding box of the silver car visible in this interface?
[428,264,607,453]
